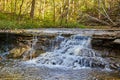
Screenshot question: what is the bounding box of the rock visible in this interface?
[91,60,105,68]
[110,63,120,70]
[8,45,30,58]
[22,49,36,60]
[110,64,117,69]
[93,33,116,40]
[116,32,120,38]
[113,39,120,44]
[0,56,2,60]
[23,50,45,60]
[115,64,120,68]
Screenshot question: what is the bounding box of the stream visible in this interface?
[0,30,120,80]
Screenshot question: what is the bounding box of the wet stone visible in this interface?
[113,39,120,44]
[110,64,118,69]
[0,56,2,60]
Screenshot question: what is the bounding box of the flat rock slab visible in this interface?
[0,29,119,43]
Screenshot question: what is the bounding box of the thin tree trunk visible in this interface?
[38,0,42,18]
[102,0,106,9]
[98,0,101,19]
[42,0,45,20]
[14,0,17,13]
[59,1,63,26]
[53,0,55,25]
[86,14,110,25]
[102,5,115,25]
[11,0,13,13]
[2,0,6,11]
[66,0,70,23]
[18,0,24,21]
[72,0,75,14]
[60,0,66,26]
[30,0,35,19]
[85,0,88,10]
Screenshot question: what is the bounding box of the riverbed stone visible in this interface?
[116,32,120,38]
[0,56,2,60]
[22,49,45,60]
[113,39,120,44]
[110,63,120,70]
[92,33,116,39]
[110,64,117,69]
[8,44,30,58]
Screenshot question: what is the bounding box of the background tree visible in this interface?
[0,0,119,28]
[30,0,35,19]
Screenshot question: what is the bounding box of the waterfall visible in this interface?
[25,34,110,69]
[0,32,10,60]
[23,36,38,60]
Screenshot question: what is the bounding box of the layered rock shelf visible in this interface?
[0,29,120,45]
[0,29,120,70]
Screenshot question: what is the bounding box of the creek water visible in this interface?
[0,34,120,80]
[25,34,110,69]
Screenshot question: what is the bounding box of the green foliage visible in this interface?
[40,20,53,27]
[0,20,17,29]
[60,21,85,28]
[0,12,85,29]
[0,0,119,29]
[0,13,8,20]
[19,21,41,29]
[0,20,85,29]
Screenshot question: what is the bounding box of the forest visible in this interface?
[0,1,120,80]
[0,0,120,29]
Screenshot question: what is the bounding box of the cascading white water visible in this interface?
[25,34,109,69]
[23,36,38,60]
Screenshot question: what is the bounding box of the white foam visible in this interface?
[24,35,110,69]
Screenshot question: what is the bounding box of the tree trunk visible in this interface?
[42,0,45,20]
[30,0,35,19]
[38,0,42,18]
[66,0,70,23]
[18,0,24,21]
[11,0,13,13]
[98,0,101,19]
[60,0,66,26]
[2,0,6,11]
[14,0,17,13]
[53,0,55,25]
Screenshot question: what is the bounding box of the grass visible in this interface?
[0,12,86,29]
[0,12,119,29]
[0,19,86,29]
